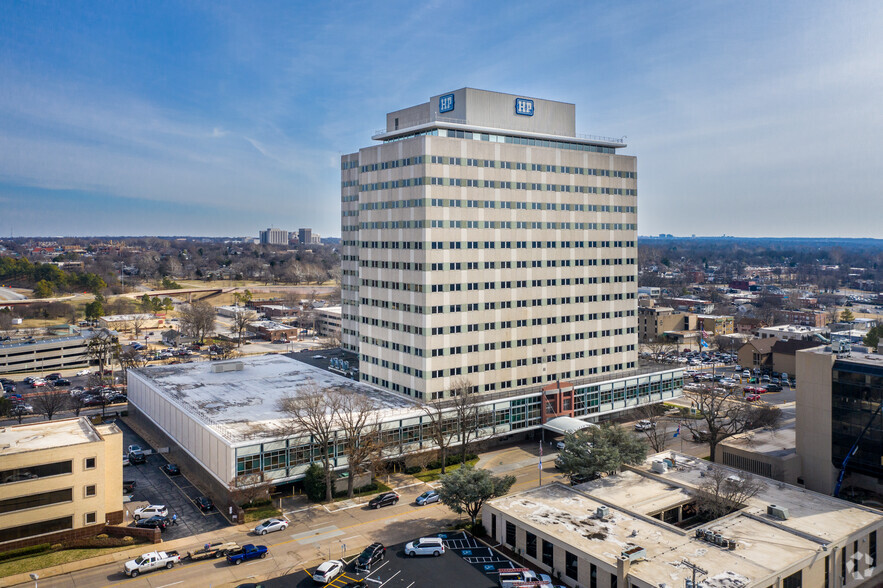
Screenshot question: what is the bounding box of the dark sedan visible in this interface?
[135,515,170,531]
[162,463,180,476]
[196,496,214,512]
[368,491,399,509]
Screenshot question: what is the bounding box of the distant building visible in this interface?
[484,452,883,588]
[758,324,826,342]
[737,337,776,374]
[695,314,734,336]
[0,418,123,550]
[776,309,828,328]
[259,227,288,246]
[0,330,100,375]
[297,228,320,245]
[638,305,690,342]
[98,313,165,332]
[315,306,342,338]
[246,320,298,342]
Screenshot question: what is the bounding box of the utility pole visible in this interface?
[680,559,707,587]
[538,440,543,486]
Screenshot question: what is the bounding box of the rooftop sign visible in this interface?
[514,97,534,116]
[439,93,454,113]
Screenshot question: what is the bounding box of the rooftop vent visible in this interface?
[211,360,244,373]
[651,460,668,474]
[621,546,646,561]
[595,506,610,519]
[767,504,790,520]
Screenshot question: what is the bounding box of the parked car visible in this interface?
[53,378,71,387]
[354,543,385,571]
[45,373,61,381]
[415,490,440,506]
[76,369,92,376]
[226,544,268,565]
[745,394,761,402]
[196,496,214,512]
[312,559,344,583]
[368,491,399,509]
[404,537,445,557]
[127,444,142,453]
[128,450,146,464]
[765,383,783,392]
[570,471,601,485]
[634,420,655,431]
[10,404,34,416]
[123,480,136,493]
[133,504,168,520]
[254,518,288,535]
[162,463,181,476]
[136,515,171,531]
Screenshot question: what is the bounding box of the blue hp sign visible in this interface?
[439,93,455,113]
[515,98,534,116]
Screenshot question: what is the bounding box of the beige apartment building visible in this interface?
[341,88,638,400]
[0,417,123,549]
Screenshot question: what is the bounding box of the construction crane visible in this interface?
[833,403,883,498]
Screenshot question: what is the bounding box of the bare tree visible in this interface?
[684,386,782,462]
[420,396,458,474]
[213,340,238,359]
[229,473,272,507]
[32,389,70,420]
[179,300,215,343]
[694,467,763,520]
[131,313,148,338]
[643,336,676,363]
[277,381,341,503]
[0,310,14,334]
[635,403,671,453]
[232,307,257,346]
[449,378,482,464]
[337,390,382,498]
[118,346,148,378]
[87,329,120,387]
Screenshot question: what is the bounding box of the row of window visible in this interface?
[379,127,618,155]
[0,460,73,485]
[359,177,636,196]
[356,221,638,231]
[360,274,635,292]
[360,199,633,214]
[359,250,636,271]
[354,153,634,178]
[358,240,636,251]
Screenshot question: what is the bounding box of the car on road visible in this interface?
[162,463,181,476]
[186,541,240,561]
[254,518,288,535]
[368,491,399,509]
[133,504,168,520]
[404,537,445,557]
[76,369,92,376]
[136,515,171,531]
[312,559,344,583]
[123,550,180,577]
[354,542,386,571]
[634,420,656,431]
[10,404,34,416]
[196,496,214,512]
[45,373,62,381]
[415,490,440,506]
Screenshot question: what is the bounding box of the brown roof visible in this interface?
[771,339,824,356]
[741,338,776,355]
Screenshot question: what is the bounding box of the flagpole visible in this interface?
[538,441,543,486]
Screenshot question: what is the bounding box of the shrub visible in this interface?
[426,453,477,470]
[303,463,326,502]
[0,543,52,562]
[122,536,135,542]
[96,534,109,539]
[404,465,423,475]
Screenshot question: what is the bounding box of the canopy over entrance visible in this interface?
[542,416,598,436]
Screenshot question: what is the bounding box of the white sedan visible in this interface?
[76,369,92,376]
[312,560,344,583]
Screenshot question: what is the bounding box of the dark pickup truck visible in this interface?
[226,544,268,565]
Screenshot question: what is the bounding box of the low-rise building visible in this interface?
[719,425,800,484]
[737,338,776,374]
[0,331,95,375]
[0,417,123,550]
[695,314,734,336]
[315,306,341,338]
[484,453,883,588]
[758,324,826,342]
[98,313,165,333]
[246,320,299,342]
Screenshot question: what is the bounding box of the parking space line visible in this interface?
[378,570,401,587]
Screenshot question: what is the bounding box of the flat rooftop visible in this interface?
[719,424,796,458]
[803,345,883,368]
[489,453,883,587]
[131,354,421,444]
[0,417,102,456]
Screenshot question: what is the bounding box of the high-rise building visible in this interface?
[298,228,312,245]
[259,227,288,245]
[341,88,638,400]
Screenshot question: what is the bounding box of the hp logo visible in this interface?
[439,94,455,113]
[515,98,534,116]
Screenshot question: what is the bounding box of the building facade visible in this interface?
[797,346,883,498]
[341,88,638,401]
[259,227,288,246]
[315,306,342,338]
[0,418,123,550]
[0,331,94,375]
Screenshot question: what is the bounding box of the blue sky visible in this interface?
[1,1,880,238]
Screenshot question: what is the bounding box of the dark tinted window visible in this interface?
[526,532,537,558]
[783,570,801,588]
[0,460,72,484]
[542,539,553,567]
[566,551,578,579]
[0,515,72,542]
[0,488,72,514]
[505,521,516,546]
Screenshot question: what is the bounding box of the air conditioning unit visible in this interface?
[651,460,668,474]
[211,360,244,373]
[595,506,609,519]
[621,546,646,561]
[767,504,790,520]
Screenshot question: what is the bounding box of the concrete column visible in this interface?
[617,555,631,585]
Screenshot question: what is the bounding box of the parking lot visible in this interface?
[262,532,529,588]
[118,419,230,540]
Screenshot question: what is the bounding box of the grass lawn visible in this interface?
[0,545,137,578]
[413,458,479,483]
[331,480,393,503]
[243,503,282,522]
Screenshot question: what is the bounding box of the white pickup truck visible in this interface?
[123,550,181,577]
